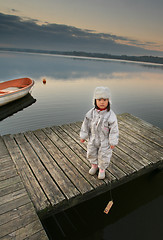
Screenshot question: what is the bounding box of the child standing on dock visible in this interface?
[80,86,119,180]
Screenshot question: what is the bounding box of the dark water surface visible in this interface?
[0,51,163,239]
[42,170,163,240]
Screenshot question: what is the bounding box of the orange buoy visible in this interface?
[43,78,46,84]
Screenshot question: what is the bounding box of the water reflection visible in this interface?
[0,51,163,136]
[0,94,36,121]
[1,51,163,80]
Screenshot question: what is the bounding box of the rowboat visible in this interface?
[0,78,34,106]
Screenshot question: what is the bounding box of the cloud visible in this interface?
[0,12,163,56]
[11,9,19,13]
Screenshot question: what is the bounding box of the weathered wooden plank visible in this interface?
[60,124,86,150]
[52,125,115,184]
[3,134,49,212]
[60,126,120,184]
[119,140,152,168]
[0,202,33,226]
[0,184,48,239]
[0,139,48,240]
[120,113,163,137]
[1,113,162,222]
[119,130,158,165]
[33,129,93,194]
[66,124,127,182]
[111,154,136,175]
[118,120,163,155]
[119,124,162,161]
[1,220,46,240]
[14,132,67,210]
[114,146,144,171]
[0,176,21,190]
[60,124,119,182]
[62,124,135,176]
[63,122,130,182]
[0,168,18,181]
[72,121,82,131]
[0,194,30,215]
[60,123,91,157]
[43,127,105,188]
[60,124,116,183]
[118,114,163,147]
[0,202,48,240]
[69,122,82,132]
[0,156,13,163]
[0,137,10,158]
[24,131,79,200]
[107,162,126,180]
[117,140,150,167]
[0,158,14,171]
[65,122,89,150]
[26,230,49,240]
[67,123,134,181]
[0,181,24,198]
[58,126,118,184]
[0,209,39,238]
[72,121,154,177]
[0,189,27,206]
[60,123,88,150]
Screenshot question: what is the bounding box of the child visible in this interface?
[80,86,119,180]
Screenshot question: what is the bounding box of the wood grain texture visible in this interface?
[1,113,162,220]
[0,136,48,240]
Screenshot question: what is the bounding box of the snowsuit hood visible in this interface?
[93,87,111,105]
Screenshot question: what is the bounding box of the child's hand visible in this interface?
[80,139,85,143]
[110,145,115,149]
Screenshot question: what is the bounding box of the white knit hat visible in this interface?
[93,86,111,104]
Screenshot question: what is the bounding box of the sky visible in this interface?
[0,0,163,56]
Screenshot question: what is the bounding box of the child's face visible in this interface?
[96,98,109,109]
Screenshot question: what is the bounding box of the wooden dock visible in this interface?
[1,113,163,223]
[0,137,48,239]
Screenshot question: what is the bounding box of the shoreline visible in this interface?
[0,48,163,66]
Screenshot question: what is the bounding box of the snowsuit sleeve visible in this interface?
[80,109,93,140]
[108,111,119,146]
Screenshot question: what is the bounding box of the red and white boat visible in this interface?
[0,78,34,106]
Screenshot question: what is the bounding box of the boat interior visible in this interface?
[0,87,21,94]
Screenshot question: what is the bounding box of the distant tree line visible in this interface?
[0,47,163,64]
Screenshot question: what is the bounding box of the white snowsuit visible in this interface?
[80,108,119,170]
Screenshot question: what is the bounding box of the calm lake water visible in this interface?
[0,51,163,239]
[0,51,163,135]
